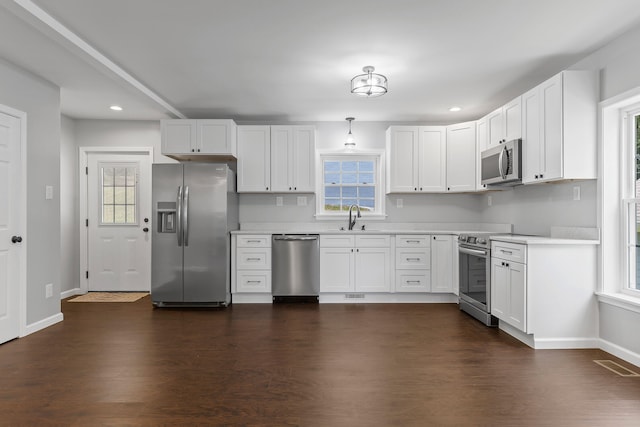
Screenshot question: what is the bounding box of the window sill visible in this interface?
[314,213,387,221]
[596,292,640,314]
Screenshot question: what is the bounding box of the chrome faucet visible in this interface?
[348,204,361,230]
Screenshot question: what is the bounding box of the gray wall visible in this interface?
[0,58,61,325]
[60,115,78,294]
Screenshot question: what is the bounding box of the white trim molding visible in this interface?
[597,292,640,314]
[599,338,640,368]
[24,312,63,337]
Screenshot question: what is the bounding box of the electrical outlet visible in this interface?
[397,198,403,208]
[45,185,53,200]
[276,196,283,207]
[573,186,581,201]
[297,196,307,206]
[487,195,492,206]
[45,283,53,299]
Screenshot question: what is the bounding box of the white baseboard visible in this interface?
[22,312,64,337]
[320,293,458,304]
[232,294,273,303]
[534,337,599,349]
[60,288,82,300]
[599,338,640,368]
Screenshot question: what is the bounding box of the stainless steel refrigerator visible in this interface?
[151,163,238,307]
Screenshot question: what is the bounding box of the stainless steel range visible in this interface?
[458,233,498,327]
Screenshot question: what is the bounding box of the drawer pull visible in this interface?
[406,257,421,261]
[406,240,421,244]
[246,280,262,284]
[246,257,262,261]
[246,240,262,243]
[406,280,421,284]
[500,250,513,255]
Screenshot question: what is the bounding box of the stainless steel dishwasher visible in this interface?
[272,234,320,302]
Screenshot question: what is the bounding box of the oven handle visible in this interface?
[459,246,488,257]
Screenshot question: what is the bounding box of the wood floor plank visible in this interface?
[0,297,638,426]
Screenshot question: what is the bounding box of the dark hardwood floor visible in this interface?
[1,298,639,426]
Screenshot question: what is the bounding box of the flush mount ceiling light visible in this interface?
[345,117,356,150]
[351,66,387,97]
[109,105,123,111]
[449,106,462,112]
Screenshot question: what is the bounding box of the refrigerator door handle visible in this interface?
[177,186,183,247]
[183,186,190,247]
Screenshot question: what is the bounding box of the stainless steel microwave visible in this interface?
[481,139,522,186]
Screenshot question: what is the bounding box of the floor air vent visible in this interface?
[594,360,640,377]
[345,293,365,299]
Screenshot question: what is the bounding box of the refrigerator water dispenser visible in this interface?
[156,201,176,233]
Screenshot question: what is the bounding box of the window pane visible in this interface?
[359,173,374,184]
[102,205,114,223]
[103,167,114,186]
[325,187,340,198]
[126,187,136,204]
[342,186,357,197]
[325,173,340,184]
[114,206,126,224]
[114,187,126,204]
[126,168,136,186]
[359,187,375,198]
[342,173,357,184]
[359,161,374,172]
[359,200,375,210]
[103,187,114,204]
[325,161,340,173]
[126,205,136,223]
[325,199,341,211]
[342,161,357,172]
[343,198,357,206]
[114,167,126,186]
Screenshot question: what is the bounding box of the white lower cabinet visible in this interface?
[431,235,456,293]
[233,234,272,294]
[320,235,391,293]
[395,235,431,292]
[491,255,527,332]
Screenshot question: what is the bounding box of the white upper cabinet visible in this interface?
[270,126,315,192]
[445,121,476,192]
[237,125,316,193]
[161,119,237,158]
[237,125,271,192]
[475,117,489,191]
[486,96,522,148]
[386,126,446,193]
[522,70,597,184]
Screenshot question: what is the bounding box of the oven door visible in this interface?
[458,245,490,313]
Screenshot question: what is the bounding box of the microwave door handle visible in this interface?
[498,147,505,179]
[504,146,511,176]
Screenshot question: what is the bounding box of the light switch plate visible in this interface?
[45,185,53,200]
[297,196,307,206]
[397,199,403,208]
[276,196,283,207]
[487,195,492,206]
[573,186,581,201]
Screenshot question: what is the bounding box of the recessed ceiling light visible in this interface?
[110,105,123,111]
[449,106,462,112]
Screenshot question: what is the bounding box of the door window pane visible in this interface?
[100,163,138,225]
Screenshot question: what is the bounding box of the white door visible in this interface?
[86,153,151,291]
[0,111,21,344]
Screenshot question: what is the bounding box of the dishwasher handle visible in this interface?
[273,235,319,241]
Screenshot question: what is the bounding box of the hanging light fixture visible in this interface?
[351,66,388,97]
[345,117,356,150]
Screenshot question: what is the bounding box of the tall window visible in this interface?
[317,153,385,218]
[624,113,640,293]
[100,163,138,225]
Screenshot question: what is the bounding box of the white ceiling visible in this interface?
[2,0,640,123]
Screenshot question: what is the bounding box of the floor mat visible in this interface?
[68,292,149,303]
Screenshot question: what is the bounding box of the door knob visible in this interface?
[11,236,22,243]
[144,218,149,223]
[143,228,149,233]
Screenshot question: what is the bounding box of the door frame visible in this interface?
[79,146,153,294]
[0,103,27,338]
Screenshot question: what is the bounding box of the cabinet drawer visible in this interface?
[396,235,430,248]
[395,271,431,293]
[355,235,391,247]
[236,248,271,270]
[396,248,431,269]
[320,234,355,248]
[236,270,271,293]
[237,235,271,248]
[491,241,526,263]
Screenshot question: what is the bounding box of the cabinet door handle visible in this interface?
[540,174,544,179]
[351,249,354,252]
[289,187,292,190]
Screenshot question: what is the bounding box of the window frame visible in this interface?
[98,161,140,226]
[621,107,640,297]
[315,150,386,220]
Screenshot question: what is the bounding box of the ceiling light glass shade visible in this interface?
[345,117,356,149]
[351,66,387,97]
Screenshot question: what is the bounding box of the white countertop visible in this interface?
[490,234,600,245]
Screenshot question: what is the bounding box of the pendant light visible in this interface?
[351,66,388,97]
[345,117,356,150]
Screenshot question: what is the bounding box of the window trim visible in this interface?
[315,149,386,220]
[621,108,640,297]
